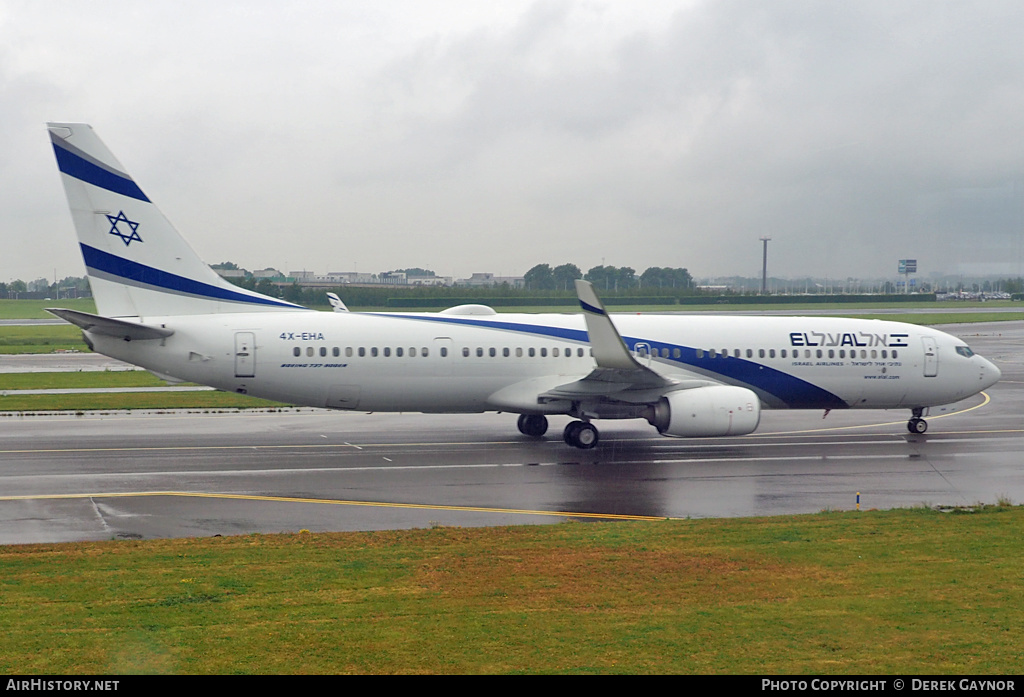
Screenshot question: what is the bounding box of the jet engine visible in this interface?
[647,385,761,437]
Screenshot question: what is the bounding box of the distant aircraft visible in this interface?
[45,123,1001,448]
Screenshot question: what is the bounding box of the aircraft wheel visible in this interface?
[907,417,928,434]
[564,421,599,449]
[517,414,548,437]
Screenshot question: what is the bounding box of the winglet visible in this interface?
[574,280,641,370]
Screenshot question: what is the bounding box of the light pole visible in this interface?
[760,237,771,294]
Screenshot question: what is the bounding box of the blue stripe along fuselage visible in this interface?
[52,141,150,202]
[80,244,304,309]
[388,313,849,409]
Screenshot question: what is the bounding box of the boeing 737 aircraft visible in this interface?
[45,123,1001,448]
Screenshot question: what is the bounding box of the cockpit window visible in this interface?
[955,346,975,358]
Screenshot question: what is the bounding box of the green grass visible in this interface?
[0,371,165,390]
[0,505,1021,674]
[0,325,88,353]
[0,298,96,319]
[834,312,1023,325]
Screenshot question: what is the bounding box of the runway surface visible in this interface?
[1,322,1021,545]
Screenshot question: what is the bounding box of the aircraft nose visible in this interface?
[981,357,1001,389]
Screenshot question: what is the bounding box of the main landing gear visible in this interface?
[517,414,549,438]
[907,407,928,434]
[563,420,599,449]
[517,414,599,448]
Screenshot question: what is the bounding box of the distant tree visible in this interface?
[283,282,304,303]
[212,261,240,270]
[524,264,555,291]
[552,263,582,291]
[640,267,693,289]
[585,265,636,291]
[255,279,279,297]
[584,265,613,290]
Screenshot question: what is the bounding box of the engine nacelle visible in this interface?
[647,386,761,437]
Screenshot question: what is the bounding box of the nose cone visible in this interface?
[980,356,1001,390]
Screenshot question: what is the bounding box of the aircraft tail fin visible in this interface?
[47,123,307,318]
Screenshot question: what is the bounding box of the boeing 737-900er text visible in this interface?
[45,123,1001,449]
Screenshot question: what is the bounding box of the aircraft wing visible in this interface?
[535,281,682,405]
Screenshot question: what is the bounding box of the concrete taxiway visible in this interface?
[0,322,1021,545]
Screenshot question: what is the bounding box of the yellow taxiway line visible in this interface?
[0,490,669,522]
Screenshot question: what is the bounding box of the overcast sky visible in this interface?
[4,0,1024,285]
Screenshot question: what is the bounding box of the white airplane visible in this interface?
[45,123,1001,449]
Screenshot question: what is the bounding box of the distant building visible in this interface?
[457,273,525,288]
[326,272,377,284]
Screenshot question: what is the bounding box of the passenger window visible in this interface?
[345,347,352,357]
[306,347,314,357]
[384,347,391,357]
[769,349,776,358]
[673,348,681,358]
[758,349,765,358]
[463,347,470,357]
[540,348,547,357]
[578,348,585,357]
[440,347,447,357]
[517,348,523,357]
[696,349,704,359]
[529,348,536,357]
[476,347,483,357]
[293,347,300,357]
[371,347,378,357]
[358,347,365,357]
[396,347,403,357]
[781,349,787,358]
[320,347,327,357]
[422,347,428,357]
[746,349,753,358]
[489,347,496,357]
[892,350,898,359]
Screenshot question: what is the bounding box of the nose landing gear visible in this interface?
[907,407,928,434]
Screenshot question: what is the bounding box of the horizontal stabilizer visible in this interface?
[46,308,174,341]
